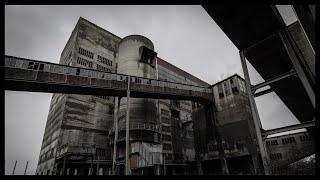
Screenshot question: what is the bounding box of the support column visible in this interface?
[125,76,131,175]
[239,50,271,175]
[112,97,120,175]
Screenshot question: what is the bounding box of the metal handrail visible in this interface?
[5,55,212,93]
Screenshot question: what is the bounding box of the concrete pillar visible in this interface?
[112,97,120,175]
[74,168,77,175]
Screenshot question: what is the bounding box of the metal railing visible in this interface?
[5,55,212,94]
[109,122,160,133]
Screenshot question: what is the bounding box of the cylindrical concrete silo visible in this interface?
[114,35,161,171]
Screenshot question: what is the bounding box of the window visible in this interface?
[77,57,92,68]
[300,135,312,142]
[27,62,34,69]
[218,84,224,98]
[282,137,296,144]
[135,78,142,83]
[232,87,239,93]
[94,95,110,100]
[34,63,39,70]
[266,140,278,146]
[39,64,44,71]
[96,148,106,157]
[96,64,111,72]
[97,55,113,66]
[270,153,282,160]
[78,47,94,59]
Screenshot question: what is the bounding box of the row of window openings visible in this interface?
[78,47,94,59]
[270,153,282,160]
[267,135,311,146]
[96,64,111,72]
[93,95,110,100]
[78,48,112,68]
[77,57,93,68]
[282,137,296,144]
[98,55,113,66]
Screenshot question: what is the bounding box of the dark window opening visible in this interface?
[219,93,224,98]
[39,64,44,71]
[139,46,157,67]
[76,68,80,75]
[232,87,239,93]
[27,62,34,69]
[33,63,39,70]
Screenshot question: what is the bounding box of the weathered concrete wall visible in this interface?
[266,132,315,169]
[116,35,158,130]
[193,75,259,164]
[36,17,121,175]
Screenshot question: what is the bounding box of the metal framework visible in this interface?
[239,50,271,175]
[239,5,315,175]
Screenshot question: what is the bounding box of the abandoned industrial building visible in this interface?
[26,12,313,175]
[5,5,314,176]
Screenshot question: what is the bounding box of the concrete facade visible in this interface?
[36,17,121,175]
[35,17,210,175]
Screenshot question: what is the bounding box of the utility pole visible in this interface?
[125,76,131,175]
[24,161,29,175]
[12,160,17,175]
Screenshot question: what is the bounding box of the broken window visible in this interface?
[39,64,44,71]
[27,62,34,69]
[139,46,157,67]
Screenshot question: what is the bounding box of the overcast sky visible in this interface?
[4,5,303,175]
